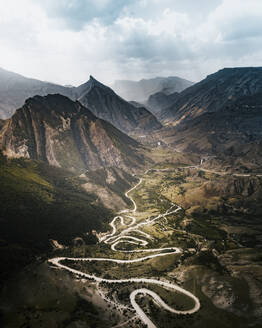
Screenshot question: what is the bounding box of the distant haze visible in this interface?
[0,0,262,85]
[113,77,194,102]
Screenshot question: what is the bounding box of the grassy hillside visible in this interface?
[0,153,112,282]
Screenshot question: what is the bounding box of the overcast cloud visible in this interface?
[0,0,261,85]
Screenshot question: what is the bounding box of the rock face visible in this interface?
[0,94,146,172]
[112,76,194,102]
[76,76,162,134]
[163,67,262,122]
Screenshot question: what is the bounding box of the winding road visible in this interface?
[49,168,201,328]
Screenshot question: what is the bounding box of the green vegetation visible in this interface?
[0,152,112,281]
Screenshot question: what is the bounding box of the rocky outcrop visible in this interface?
[0,94,146,172]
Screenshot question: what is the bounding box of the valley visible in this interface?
[1,149,262,328]
[0,67,262,328]
[1,0,262,326]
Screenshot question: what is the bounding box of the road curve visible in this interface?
[49,168,201,327]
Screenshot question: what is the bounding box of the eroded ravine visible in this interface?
[49,168,201,328]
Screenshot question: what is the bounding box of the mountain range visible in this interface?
[0,68,161,134]
[154,67,262,167]
[112,76,194,102]
[2,66,262,168]
[0,67,76,119]
[1,66,262,165]
[1,66,262,328]
[161,67,262,122]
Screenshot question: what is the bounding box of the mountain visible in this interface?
[112,76,194,102]
[128,100,144,108]
[0,94,146,172]
[76,76,162,134]
[162,67,262,123]
[146,91,180,118]
[157,71,262,167]
[0,67,77,119]
[0,68,161,135]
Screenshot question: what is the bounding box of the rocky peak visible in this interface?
[76,76,162,134]
[76,75,114,99]
[89,75,101,84]
[22,94,96,121]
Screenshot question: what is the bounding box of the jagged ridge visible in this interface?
[0,68,162,135]
[77,76,162,134]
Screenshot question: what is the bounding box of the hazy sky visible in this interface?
[1,0,262,85]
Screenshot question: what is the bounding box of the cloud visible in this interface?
[35,0,134,30]
[0,0,262,85]
[200,0,262,41]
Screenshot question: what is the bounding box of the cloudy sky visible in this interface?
[1,0,262,85]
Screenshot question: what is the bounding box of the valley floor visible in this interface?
[1,150,262,328]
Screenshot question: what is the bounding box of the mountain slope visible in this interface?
[0,94,146,172]
[0,152,114,281]
[146,91,180,118]
[0,119,4,131]
[151,68,262,168]
[112,76,194,102]
[158,91,262,168]
[76,76,162,134]
[163,67,262,123]
[0,67,77,119]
